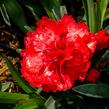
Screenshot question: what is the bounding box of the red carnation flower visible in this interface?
[85,68,100,83]
[21,15,97,92]
[95,30,109,50]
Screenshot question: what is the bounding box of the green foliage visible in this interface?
[96,0,108,31]
[18,0,44,21]
[82,0,109,32]
[0,91,45,109]
[82,0,96,32]
[0,54,46,108]
[14,99,39,109]
[0,92,29,104]
[40,0,67,20]
[0,82,11,92]
[73,84,109,98]
[14,96,45,109]
[105,25,109,33]
[104,8,109,21]
[0,0,67,32]
[44,96,56,109]
[0,0,109,109]
[0,2,11,26]
[1,55,35,94]
[2,0,28,33]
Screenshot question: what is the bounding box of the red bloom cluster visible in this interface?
[85,68,100,83]
[21,15,99,92]
[95,30,109,50]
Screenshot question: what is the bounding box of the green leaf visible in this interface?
[24,25,34,32]
[1,54,35,94]
[105,25,109,33]
[25,5,40,21]
[41,0,66,20]
[0,2,11,26]
[14,99,39,109]
[104,8,109,21]
[82,0,96,33]
[97,0,108,31]
[18,0,44,17]
[72,84,109,98]
[41,0,59,19]
[60,5,67,17]
[44,96,56,109]
[3,0,28,33]
[100,50,109,60]
[0,92,29,104]
[14,94,45,109]
[0,82,10,92]
[18,0,41,21]
[82,0,89,26]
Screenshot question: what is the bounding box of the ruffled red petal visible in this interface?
[85,68,100,83]
[95,30,109,50]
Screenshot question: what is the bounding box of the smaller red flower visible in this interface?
[95,30,109,50]
[85,68,100,83]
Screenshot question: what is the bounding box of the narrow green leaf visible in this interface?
[41,0,60,12]
[95,50,109,68]
[18,0,45,17]
[41,0,58,19]
[0,42,21,54]
[104,8,109,21]
[0,82,10,92]
[105,25,109,33]
[1,54,46,103]
[82,0,96,32]
[14,99,38,109]
[82,0,89,26]
[24,25,34,32]
[44,96,56,109]
[52,6,60,20]
[101,50,109,60]
[87,0,96,32]
[97,0,108,31]
[72,84,109,98]
[15,48,22,54]
[14,94,46,109]
[29,93,46,105]
[25,5,40,21]
[40,0,63,20]
[0,3,11,26]
[0,92,29,104]
[3,0,28,33]
[60,5,67,17]
[1,55,35,93]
